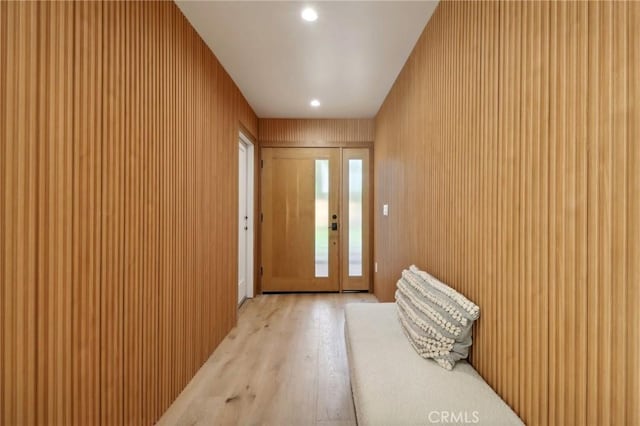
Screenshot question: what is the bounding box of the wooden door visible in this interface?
[261,148,340,292]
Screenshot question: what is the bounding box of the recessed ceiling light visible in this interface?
[301,7,318,22]
[310,99,321,107]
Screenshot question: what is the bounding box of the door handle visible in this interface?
[330,222,338,231]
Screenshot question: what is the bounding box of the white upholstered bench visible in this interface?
[344,303,524,426]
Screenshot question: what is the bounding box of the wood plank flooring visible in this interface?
[157,293,378,426]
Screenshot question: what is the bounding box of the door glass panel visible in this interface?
[315,159,329,277]
[348,159,363,276]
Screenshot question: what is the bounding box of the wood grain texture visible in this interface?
[374,1,637,425]
[2,3,40,425]
[261,148,340,292]
[259,119,374,147]
[73,2,103,424]
[157,293,377,426]
[628,6,640,425]
[37,3,75,424]
[0,1,257,424]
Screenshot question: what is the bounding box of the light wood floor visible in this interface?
[157,293,378,426]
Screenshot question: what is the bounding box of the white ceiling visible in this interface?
[175,1,438,118]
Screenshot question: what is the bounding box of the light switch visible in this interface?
[383,204,389,216]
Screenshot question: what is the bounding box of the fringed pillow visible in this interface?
[395,265,480,370]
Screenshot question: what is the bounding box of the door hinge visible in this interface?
[261,159,264,168]
[261,212,263,222]
[260,266,263,276]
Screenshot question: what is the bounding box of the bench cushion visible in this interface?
[345,303,523,426]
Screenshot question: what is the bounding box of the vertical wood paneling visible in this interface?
[1,3,39,424]
[586,2,602,424]
[596,5,614,422]
[100,3,125,423]
[37,2,74,424]
[610,4,628,426]
[0,2,6,420]
[374,1,637,425]
[1,1,258,424]
[73,2,103,424]
[258,119,375,146]
[628,6,640,426]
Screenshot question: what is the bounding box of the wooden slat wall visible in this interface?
[1,1,258,425]
[73,2,103,424]
[1,3,39,424]
[259,119,374,146]
[374,1,639,425]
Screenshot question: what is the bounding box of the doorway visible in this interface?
[238,132,255,305]
[260,147,371,292]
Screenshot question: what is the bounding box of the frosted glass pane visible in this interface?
[315,160,329,277]
[348,159,363,276]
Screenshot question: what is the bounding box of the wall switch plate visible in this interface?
[383,204,389,216]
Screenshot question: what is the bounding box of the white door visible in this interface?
[238,142,248,304]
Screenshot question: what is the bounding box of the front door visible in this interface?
[261,148,340,292]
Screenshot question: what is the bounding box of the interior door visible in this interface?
[261,148,340,292]
[238,142,248,304]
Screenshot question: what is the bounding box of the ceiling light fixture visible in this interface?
[301,7,318,22]
[310,99,321,107]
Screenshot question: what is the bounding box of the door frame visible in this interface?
[258,146,373,293]
[239,131,255,300]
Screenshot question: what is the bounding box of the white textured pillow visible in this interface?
[395,265,480,370]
